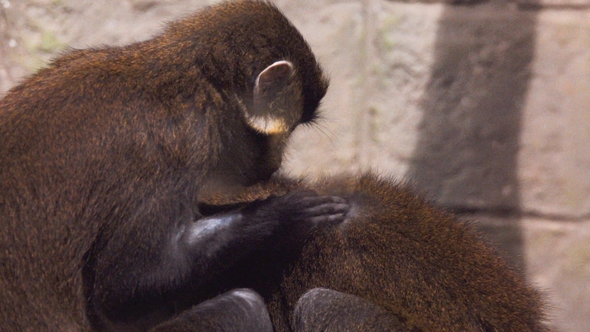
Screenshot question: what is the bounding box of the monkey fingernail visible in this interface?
[308,213,347,225]
[304,202,350,216]
[331,196,348,204]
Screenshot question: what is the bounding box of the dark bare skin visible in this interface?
[0,1,348,331]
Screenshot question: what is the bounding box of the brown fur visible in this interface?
[202,173,549,331]
[0,1,329,331]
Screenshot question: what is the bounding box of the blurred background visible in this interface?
[1,0,589,330]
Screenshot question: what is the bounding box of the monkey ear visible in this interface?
[254,60,294,96]
[246,60,295,135]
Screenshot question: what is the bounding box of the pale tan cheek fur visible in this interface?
[245,114,289,135]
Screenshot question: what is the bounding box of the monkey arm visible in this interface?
[0,1,332,330]
[85,190,348,329]
[174,191,350,284]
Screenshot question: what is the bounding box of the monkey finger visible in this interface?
[298,195,348,209]
[302,201,350,216]
[306,212,347,225]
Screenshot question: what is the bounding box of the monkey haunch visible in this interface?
[0,1,348,331]
[202,173,548,332]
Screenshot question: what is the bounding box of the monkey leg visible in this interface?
[292,288,410,332]
[150,288,272,332]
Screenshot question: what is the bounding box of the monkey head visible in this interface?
[174,1,330,196]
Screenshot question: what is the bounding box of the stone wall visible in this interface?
[1,0,589,330]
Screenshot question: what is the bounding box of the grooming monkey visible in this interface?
[201,173,549,332]
[0,1,349,331]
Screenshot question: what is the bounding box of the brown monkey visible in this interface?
[200,173,548,331]
[0,1,349,331]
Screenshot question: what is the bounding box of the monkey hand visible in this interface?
[240,191,349,249]
[284,191,350,225]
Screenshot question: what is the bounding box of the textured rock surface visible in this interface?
[519,9,590,218]
[1,0,589,331]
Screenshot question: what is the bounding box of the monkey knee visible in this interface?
[294,288,404,332]
[296,288,334,309]
[209,288,273,332]
[295,287,354,312]
[200,288,273,332]
[225,288,269,317]
[293,288,346,331]
[151,289,272,332]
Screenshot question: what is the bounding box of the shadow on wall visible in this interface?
[406,3,538,272]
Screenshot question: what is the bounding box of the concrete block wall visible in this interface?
[1,0,589,330]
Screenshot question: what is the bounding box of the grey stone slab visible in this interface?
[468,214,590,332]
[280,3,367,176]
[518,0,590,8]
[521,218,590,332]
[0,0,206,95]
[390,4,537,211]
[363,2,445,176]
[519,10,590,217]
[388,0,590,6]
